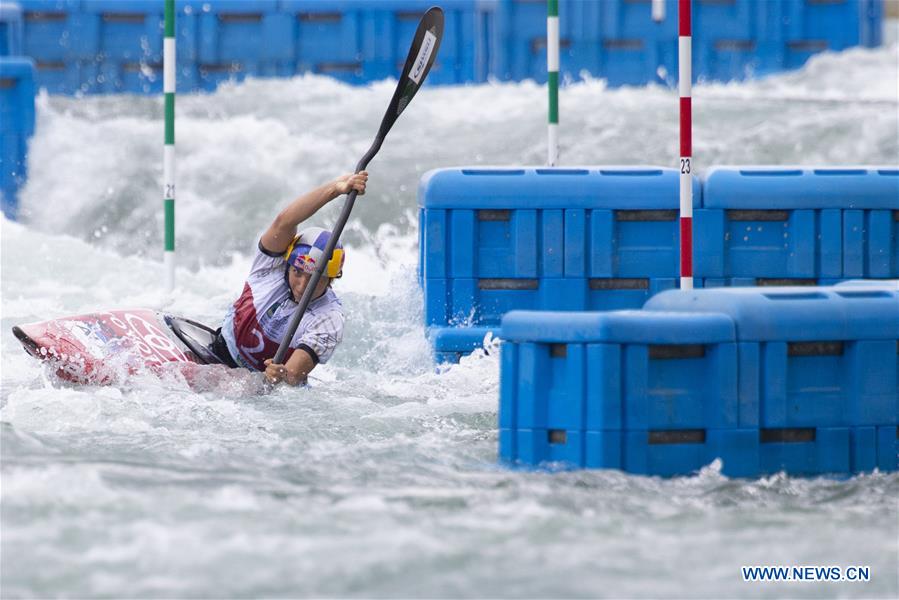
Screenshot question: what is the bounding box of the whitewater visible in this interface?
[2,31,898,598]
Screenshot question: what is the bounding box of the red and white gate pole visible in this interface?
[678,0,693,289]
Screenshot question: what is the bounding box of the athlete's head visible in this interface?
[283,227,345,302]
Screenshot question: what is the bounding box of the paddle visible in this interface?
[273,7,445,365]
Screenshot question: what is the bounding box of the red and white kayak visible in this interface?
[12,309,226,385]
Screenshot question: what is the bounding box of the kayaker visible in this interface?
[210,172,368,385]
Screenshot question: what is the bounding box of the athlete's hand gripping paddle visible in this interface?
[273,7,445,365]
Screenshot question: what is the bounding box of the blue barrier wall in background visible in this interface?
[493,0,883,86]
[10,0,885,95]
[16,0,494,93]
[0,56,36,219]
[500,285,899,477]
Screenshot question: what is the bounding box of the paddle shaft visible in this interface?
[271,6,443,367]
[272,139,382,364]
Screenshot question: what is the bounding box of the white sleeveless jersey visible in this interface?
[221,243,345,371]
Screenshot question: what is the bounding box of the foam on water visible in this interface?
[2,39,899,598]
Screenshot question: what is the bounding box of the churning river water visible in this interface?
[2,27,898,598]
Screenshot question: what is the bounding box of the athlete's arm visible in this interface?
[260,172,368,254]
[263,349,316,386]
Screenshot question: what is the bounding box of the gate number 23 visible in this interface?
[680,158,691,174]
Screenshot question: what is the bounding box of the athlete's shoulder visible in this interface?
[316,287,344,312]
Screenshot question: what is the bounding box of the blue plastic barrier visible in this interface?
[645,287,899,429]
[498,309,762,477]
[17,0,492,93]
[194,1,278,90]
[493,0,680,87]
[0,2,24,56]
[850,426,898,472]
[20,0,85,94]
[779,0,882,68]
[419,166,700,330]
[500,310,739,430]
[695,167,899,281]
[500,286,898,476]
[75,0,166,94]
[277,0,489,85]
[419,167,700,304]
[13,0,884,94]
[428,325,497,364]
[0,56,35,219]
[493,0,882,87]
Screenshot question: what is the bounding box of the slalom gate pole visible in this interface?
[678,0,693,290]
[163,0,176,292]
[547,0,559,166]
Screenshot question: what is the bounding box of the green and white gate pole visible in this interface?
[547,0,559,166]
[163,0,176,292]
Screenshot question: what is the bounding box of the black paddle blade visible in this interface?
[376,7,444,139]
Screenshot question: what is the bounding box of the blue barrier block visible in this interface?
[494,0,882,87]
[584,430,623,471]
[20,0,81,59]
[76,0,166,93]
[495,0,677,87]
[0,2,24,56]
[15,0,884,92]
[428,325,497,356]
[645,287,899,428]
[780,0,863,69]
[876,426,898,471]
[498,428,515,463]
[515,429,586,466]
[645,286,899,342]
[623,429,760,478]
[429,276,682,328]
[278,0,363,82]
[19,0,79,92]
[0,56,35,219]
[759,427,850,476]
[498,341,518,431]
[493,0,550,83]
[421,167,700,276]
[423,278,447,325]
[597,0,678,87]
[843,188,899,279]
[693,0,760,81]
[698,167,899,280]
[0,56,35,135]
[850,426,878,473]
[507,428,760,478]
[278,0,483,84]
[860,0,883,47]
[1,127,27,217]
[419,167,701,330]
[194,1,278,90]
[20,0,199,93]
[499,311,738,432]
